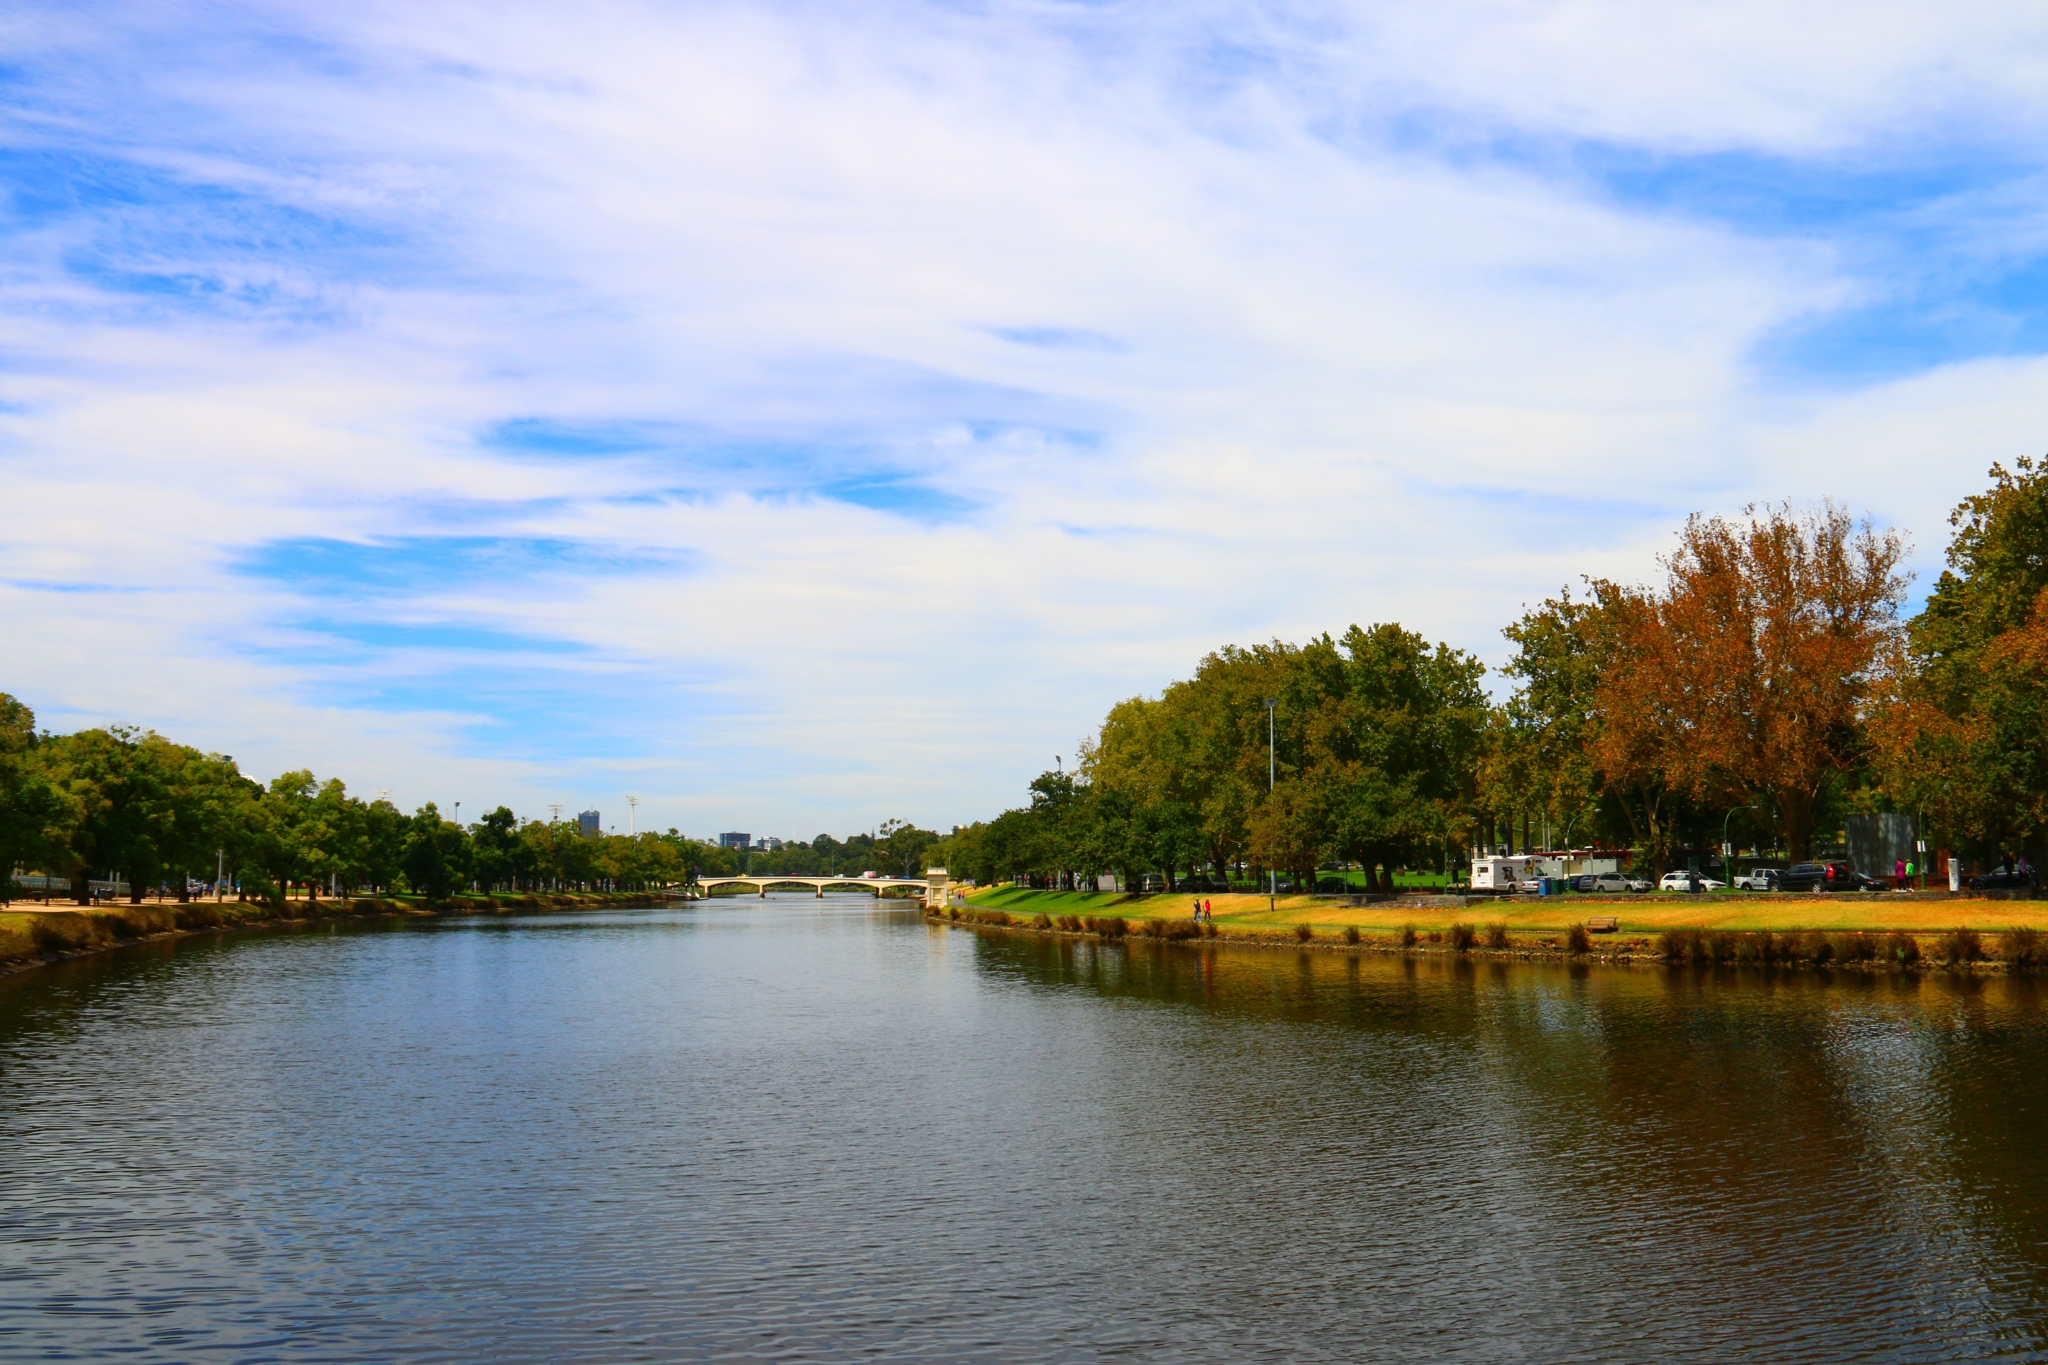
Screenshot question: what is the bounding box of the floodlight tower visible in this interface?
[627,795,641,835]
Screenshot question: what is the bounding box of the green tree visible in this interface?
[37,727,172,903]
[0,695,74,899]
[1875,458,2048,864]
[401,803,472,900]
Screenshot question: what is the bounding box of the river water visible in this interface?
[2,896,2045,1362]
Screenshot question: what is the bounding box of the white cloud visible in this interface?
[1,0,2045,834]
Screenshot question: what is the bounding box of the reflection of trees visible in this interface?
[965,932,2048,1354]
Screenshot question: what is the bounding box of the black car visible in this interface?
[1777,861,1886,892]
[1567,873,1601,893]
[1969,866,2038,890]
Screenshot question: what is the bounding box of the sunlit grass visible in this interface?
[964,886,2044,934]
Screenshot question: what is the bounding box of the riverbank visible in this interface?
[941,892,2047,971]
[964,885,2047,934]
[0,891,676,978]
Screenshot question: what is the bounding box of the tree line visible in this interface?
[0,710,953,904]
[930,465,2048,890]
[0,724,695,900]
[6,466,2039,901]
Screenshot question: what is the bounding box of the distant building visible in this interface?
[578,810,601,839]
[758,836,784,852]
[718,832,750,849]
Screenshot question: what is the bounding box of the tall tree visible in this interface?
[1873,458,2048,862]
[0,695,73,897]
[1597,504,1907,863]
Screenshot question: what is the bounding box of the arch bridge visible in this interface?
[695,875,934,902]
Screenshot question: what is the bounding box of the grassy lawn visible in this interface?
[965,886,2046,933]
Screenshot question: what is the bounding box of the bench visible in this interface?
[1585,916,1620,933]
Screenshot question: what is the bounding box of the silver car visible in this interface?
[1590,872,1649,894]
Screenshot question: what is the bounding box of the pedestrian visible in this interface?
[1895,857,1906,884]
[1193,897,1202,921]
[1203,898,1212,921]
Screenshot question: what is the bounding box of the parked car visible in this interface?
[1969,865,2038,891]
[1777,861,1886,892]
[1733,866,1783,891]
[1567,873,1601,893]
[1658,871,1726,892]
[1589,872,1649,894]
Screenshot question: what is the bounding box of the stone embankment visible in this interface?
[0,892,675,978]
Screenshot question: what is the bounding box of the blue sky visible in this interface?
[4,0,2048,835]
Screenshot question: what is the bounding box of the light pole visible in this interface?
[627,794,640,836]
[1723,805,1758,889]
[1264,698,1277,908]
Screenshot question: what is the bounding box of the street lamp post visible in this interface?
[1264,698,1277,909]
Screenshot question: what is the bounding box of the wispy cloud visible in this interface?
[3,0,2047,833]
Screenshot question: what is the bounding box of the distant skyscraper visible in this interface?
[578,810,600,838]
[717,832,750,849]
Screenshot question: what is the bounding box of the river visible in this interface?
[1,895,2044,1361]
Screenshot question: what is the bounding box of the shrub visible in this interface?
[1343,924,1360,944]
[1834,931,1876,963]
[1202,922,1218,938]
[1294,922,1314,943]
[1032,913,1052,930]
[1398,923,1418,948]
[1797,931,1831,965]
[1097,916,1127,939]
[1885,931,1920,966]
[1941,928,1983,965]
[1449,921,1476,952]
[2001,926,2042,967]
[29,915,90,954]
[1704,930,1736,964]
[1564,924,1590,955]
[1736,931,1780,964]
[1485,921,1509,950]
[175,903,225,931]
[1658,929,1688,962]
[947,907,961,920]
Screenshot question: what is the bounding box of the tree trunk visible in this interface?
[71,874,90,905]
[1778,787,1817,864]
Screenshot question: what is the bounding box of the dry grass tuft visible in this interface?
[2001,926,2042,967]
[1485,921,1509,950]
[1398,923,1419,948]
[1449,922,1477,952]
[1294,921,1314,943]
[1564,923,1590,955]
[1342,924,1360,944]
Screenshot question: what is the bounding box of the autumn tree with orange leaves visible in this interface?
[1589,504,1908,865]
